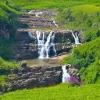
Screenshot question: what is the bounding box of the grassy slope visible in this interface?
[0,2,19,17]
[0,57,19,85]
[0,83,100,100]
[0,57,19,70]
[56,5,100,30]
[7,0,100,10]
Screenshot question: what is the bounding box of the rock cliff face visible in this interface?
[14,30,79,60]
[0,64,78,93]
[7,65,62,91]
[14,10,81,60]
[19,10,57,28]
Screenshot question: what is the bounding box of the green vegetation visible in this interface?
[0,57,19,86]
[0,0,100,99]
[80,60,100,84]
[6,0,100,10]
[0,0,20,60]
[0,57,19,70]
[56,5,100,30]
[63,37,100,68]
[0,1,20,88]
[63,38,100,83]
[84,29,100,42]
[56,1,100,85]
[0,39,14,60]
[0,83,100,100]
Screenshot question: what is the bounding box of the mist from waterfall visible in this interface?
[36,30,57,59]
[62,65,70,83]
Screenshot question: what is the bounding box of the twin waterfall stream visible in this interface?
[28,30,81,83]
[36,31,57,59]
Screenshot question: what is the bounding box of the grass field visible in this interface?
[1,0,99,10]
[0,83,100,100]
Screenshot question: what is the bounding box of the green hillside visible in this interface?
[0,0,100,99]
[0,83,100,100]
[63,37,100,84]
[63,37,100,68]
[7,0,100,9]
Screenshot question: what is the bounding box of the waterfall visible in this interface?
[28,10,34,14]
[71,31,82,46]
[35,12,43,17]
[28,32,36,39]
[53,20,58,27]
[62,65,70,83]
[36,30,57,59]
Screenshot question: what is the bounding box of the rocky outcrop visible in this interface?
[0,64,79,93]
[7,65,62,91]
[14,30,80,60]
[14,10,81,60]
[19,10,57,28]
[14,30,36,60]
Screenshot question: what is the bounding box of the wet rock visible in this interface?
[14,29,77,60]
[7,65,62,91]
[21,62,27,68]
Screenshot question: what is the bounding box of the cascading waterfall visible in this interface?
[35,12,43,17]
[28,32,36,39]
[53,20,58,27]
[62,65,70,83]
[36,30,57,59]
[28,32,36,43]
[71,31,82,46]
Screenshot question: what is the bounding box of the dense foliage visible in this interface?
[63,38,100,83]
[0,1,20,87]
[80,60,100,84]
[64,38,100,68]
[0,57,19,86]
[57,1,100,85]
[56,5,100,42]
[0,1,20,60]
[0,57,19,70]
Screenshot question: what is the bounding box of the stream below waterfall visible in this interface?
[21,54,70,66]
[22,58,61,66]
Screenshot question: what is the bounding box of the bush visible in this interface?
[0,57,19,70]
[63,37,100,68]
[0,39,14,60]
[56,5,100,30]
[84,29,100,42]
[81,60,100,84]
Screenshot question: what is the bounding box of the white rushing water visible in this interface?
[53,20,58,27]
[35,12,43,17]
[28,10,34,14]
[62,65,70,83]
[71,31,82,46]
[36,30,57,59]
[28,32,36,39]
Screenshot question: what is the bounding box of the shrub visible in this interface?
[0,57,19,70]
[63,37,100,68]
[81,60,100,84]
